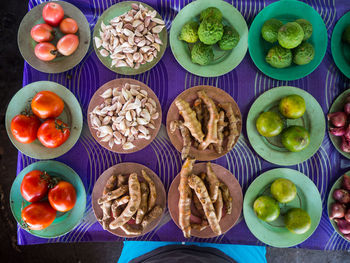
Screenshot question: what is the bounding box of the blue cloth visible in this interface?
[118,241,267,263]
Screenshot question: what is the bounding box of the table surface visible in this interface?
[17,0,350,250]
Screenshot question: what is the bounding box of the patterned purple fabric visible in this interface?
[17,0,350,250]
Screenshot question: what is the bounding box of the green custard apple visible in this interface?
[178,21,199,43]
[261,18,283,43]
[200,7,223,22]
[292,42,315,65]
[253,195,280,222]
[279,95,306,119]
[256,111,284,137]
[278,22,304,49]
[295,19,313,41]
[342,25,350,44]
[198,16,224,45]
[284,208,311,234]
[270,178,297,203]
[218,26,240,50]
[281,126,310,152]
[265,45,292,68]
[191,41,214,65]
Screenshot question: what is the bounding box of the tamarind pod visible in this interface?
[206,162,220,203]
[141,205,163,229]
[136,182,149,224]
[98,185,129,204]
[109,173,141,229]
[141,170,157,212]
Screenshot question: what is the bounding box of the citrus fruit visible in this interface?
[253,195,280,222]
[278,22,304,49]
[284,208,311,234]
[261,18,283,43]
[281,126,310,152]
[279,95,306,119]
[270,178,297,203]
[256,111,284,137]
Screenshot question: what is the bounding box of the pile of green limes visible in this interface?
[256,94,310,152]
[253,178,311,234]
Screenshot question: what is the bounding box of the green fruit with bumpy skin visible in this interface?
[253,195,280,222]
[278,22,304,49]
[198,16,224,45]
[256,111,284,137]
[200,7,222,22]
[279,95,306,119]
[281,126,310,152]
[293,42,315,65]
[218,26,240,50]
[295,19,313,41]
[191,42,214,65]
[178,21,199,43]
[265,45,292,68]
[270,178,297,203]
[284,208,311,234]
[261,18,283,43]
[342,25,350,45]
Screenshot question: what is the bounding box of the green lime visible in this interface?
[253,195,280,222]
[284,208,311,234]
[261,18,283,43]
[279,95,306,119]
[270,178,297,203]
[281,126,310,152]
[256,111,284,137]
[278,22,304,49]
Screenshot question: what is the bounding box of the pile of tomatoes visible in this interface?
[11,90,70,148]
[21,170,77,230]
[31,2,79,61]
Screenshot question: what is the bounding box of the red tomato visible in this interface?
[48,181,76,212]
[30,24,54,42]
[20,170,50,202]
[57,34,79,56]
[59,18,78,34]
[34,42,57,61]
[21,202,56,230]
[37,119,70,148]
[31,90,64,119]
[42,2,64,27]
[10,114,41,144]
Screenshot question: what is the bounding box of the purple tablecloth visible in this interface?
[17,0,350,250]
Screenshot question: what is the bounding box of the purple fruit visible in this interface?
[344,103,350,115]
[345,208,350,223]
[328,112,347,127]
[333,189,350,204]
[343,174,350,191]
[329,202,346,220]
[329,127,346,136]
[334,218,350,235]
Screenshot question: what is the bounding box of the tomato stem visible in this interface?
[55,120,70,132]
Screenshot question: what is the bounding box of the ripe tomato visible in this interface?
[34,42,57,61]
[20,170,50,202]
[21,202,56,230]
[42,2,64,27]
[37,119,70,148]
[48,181,76,212]
[11,114,41,144]
[57,34,79,56]
[59,18,78,34]
[31,90,64,119]
[31,24,54,42]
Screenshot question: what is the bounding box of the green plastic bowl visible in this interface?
[10,161,86,238]
[170,0,248,77]
[331,11,350,79]
[248,0,327,81]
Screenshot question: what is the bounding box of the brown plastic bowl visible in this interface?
[168,162,243,238]
[166,85,242,161]
[87,78,162,154]
[91,162,166,238]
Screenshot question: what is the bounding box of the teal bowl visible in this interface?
[331,11,350,79]
[10,161,86,238]
[248,0,328,81]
